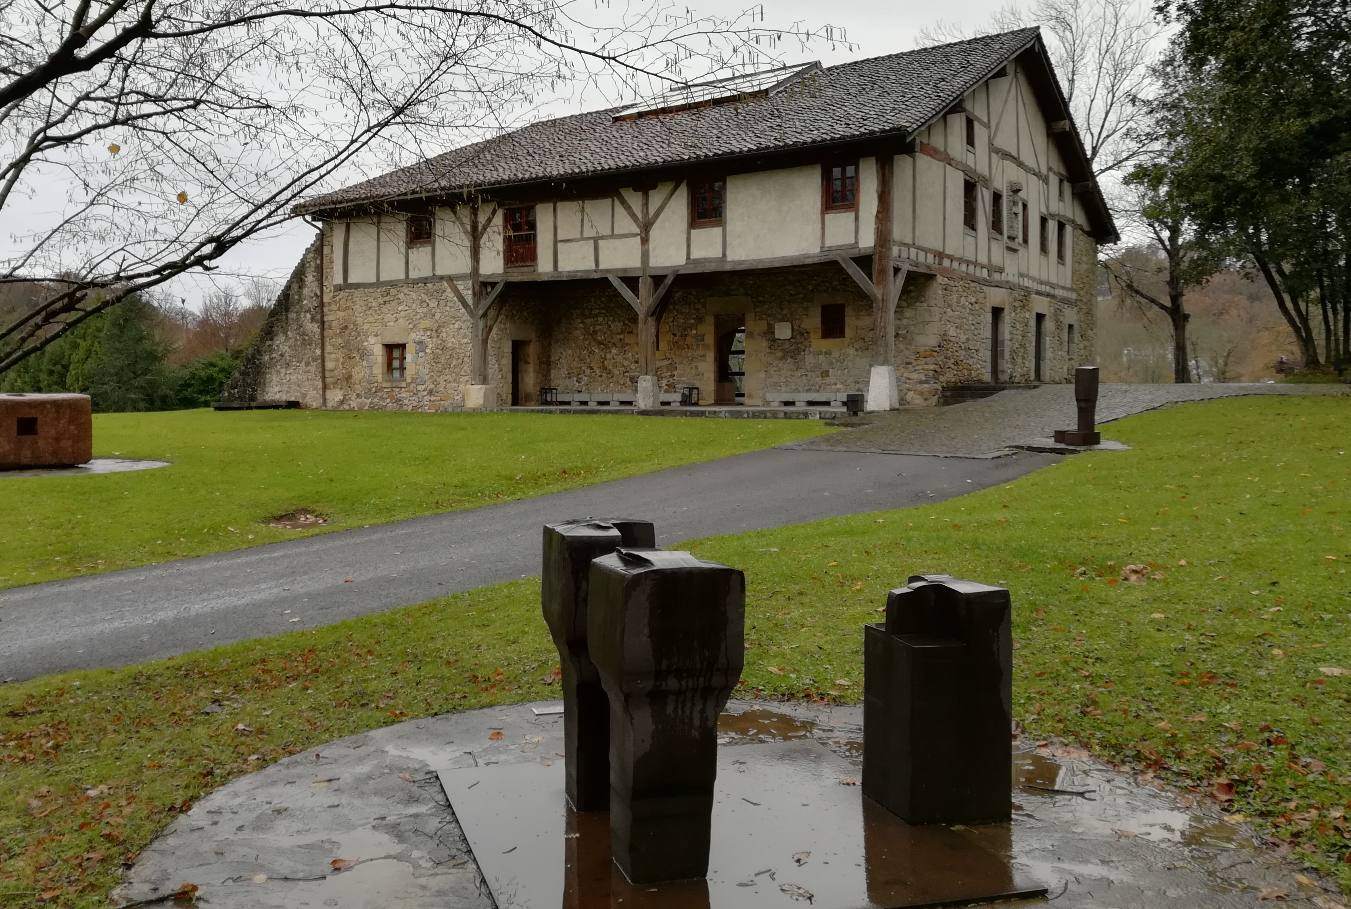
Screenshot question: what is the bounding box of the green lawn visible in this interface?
[2,397,1348,906]
[0,409,829,589]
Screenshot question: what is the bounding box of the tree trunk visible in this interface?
[1171,307,1191,383]
[1253,251,1321,367]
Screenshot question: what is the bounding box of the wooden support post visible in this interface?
[611,181,683,406]
[872,153,896,366]
[448,198,507,401]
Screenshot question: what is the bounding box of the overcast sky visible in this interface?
[7,0,1038,309]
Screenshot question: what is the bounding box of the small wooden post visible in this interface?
[872,154,896,366]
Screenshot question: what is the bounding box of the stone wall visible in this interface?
[223,234,324,405]
[239,225,1098,410]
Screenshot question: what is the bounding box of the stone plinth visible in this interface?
[541,519,656,811]
[0,393,92,469]
[863,574,1013,825]
[587,549,745,884]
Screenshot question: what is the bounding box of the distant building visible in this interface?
[230,28,1117,412]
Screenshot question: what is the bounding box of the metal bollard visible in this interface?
[542,519,656,811]
[863,574,1013,825]
[587,549,745,884]
[1053,366,1101,446]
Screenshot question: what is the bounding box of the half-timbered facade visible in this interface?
[230,28,1117,412]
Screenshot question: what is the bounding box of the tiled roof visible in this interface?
[300,30,1040,209]
[297,27,1114,241]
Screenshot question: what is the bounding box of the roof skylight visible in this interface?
[612,61,821,121]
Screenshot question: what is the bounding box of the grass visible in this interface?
[0,409,828,589]
[2,396,1349,906]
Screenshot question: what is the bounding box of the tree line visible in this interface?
[0,283,270,411]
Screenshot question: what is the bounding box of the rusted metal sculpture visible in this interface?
[588,549,745,884]
[863,575,1013,825]
[1053,366,1102,446]
[542,519,656,811]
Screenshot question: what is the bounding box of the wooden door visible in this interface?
[713,314,745,405]
[990,307,1005,383]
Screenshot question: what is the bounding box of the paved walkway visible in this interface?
[800,382,1349,457]
[0,448,1052,682]
[112,700,1348,908]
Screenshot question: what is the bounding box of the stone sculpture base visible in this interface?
[866,365,899,412]
[1052,428,1102,446]
[441,738,1045,909]
[463,384,497,409]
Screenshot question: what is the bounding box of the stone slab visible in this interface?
[441,739,1046,909]
[0,457,169,479]
[113,700,1350,909]
[1011,438,1130,455]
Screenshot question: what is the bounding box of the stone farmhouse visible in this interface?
[228,27,1117,413]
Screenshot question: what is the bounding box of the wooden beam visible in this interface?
[650,269,680,312]
[443,277,473,317]
[480,280,507,316]
[889,263,910,310]
[614,191,642,232]
[834,253,877,302]
[607,274,641,314]
[475,203,499,243]
[649,179,684,227]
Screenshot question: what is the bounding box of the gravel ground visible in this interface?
[798,383,1350,457]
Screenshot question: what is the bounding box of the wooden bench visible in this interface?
[766,392,847,407]
[556,391,637,406]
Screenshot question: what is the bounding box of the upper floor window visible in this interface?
[503,205,537,268]
[822,161,858,212]
[1039,216,1050,255]
[991,190,1005,236]
[407,214,433,247]
[384,343,407,382]
[962,179,978,232]
[1021,201,1030,246]
[820,303,846,339]
[1057,176,1066,203]
[691,179,725,226]
[1056,220,1068,263]
[965,116,976,149]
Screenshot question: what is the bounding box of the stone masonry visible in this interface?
[228,225,1098,411]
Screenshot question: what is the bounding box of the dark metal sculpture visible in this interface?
[587,549,745,884]
[1053,366,1102,446]
[542,519,656,811]
[863,575,1013,825]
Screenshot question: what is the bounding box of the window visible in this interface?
[962,179,978,232]
[820,303,846,340]
[384,343,406,382]
[822,161,858,211]
[406,214,433,247]
[1034,313,1046,382]
[16,416,37,436]
[991,190,1004,236]
[691,179,725,226]
[1057,177,1065,203]
[1067,323,1076,364]
[1056,221,1067,263]
[1021,202,1030,246]
[965,115,976,149]
[1039,216,1050,255]
[503,205,537,268]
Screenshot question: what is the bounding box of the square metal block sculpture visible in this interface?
[1053,366,1102,446]
[0,393,92,469]
[588,549,745,884]
[863,575,1013,825]
[542,519,656,811]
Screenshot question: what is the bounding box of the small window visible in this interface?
[1067,323,1076,363]
[1056,221,1067,263]
[1039,216,1050,254]
[991,190,1004,235]
[691,179,725,226]
[503,205,537,268]
[965,116,976,149]
[962,179,978,232]
[407,214,433,247]
[384,343,407,382]
[1057,177,1066,203]
[16,416,38,437]
[822,162,858,212]
[820,303,846,340]
[1021,202,1030,246]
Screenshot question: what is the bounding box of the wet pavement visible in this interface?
[113,700,1348,909]
[798,383,1350,457]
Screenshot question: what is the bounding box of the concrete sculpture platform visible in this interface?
[0,457,169,479]
[113,700,1349,909]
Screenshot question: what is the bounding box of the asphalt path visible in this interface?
[0,447,1056,682]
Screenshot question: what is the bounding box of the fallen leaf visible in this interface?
[1258,887,1289,900]
[107,143,121,155]
[172,882,200,902]
[1213,779,1236,802]
[176,190,189,204]
[330,858,355,872]
[488,729,505,741]
[792,851,810,865]
[1319,667,1347,677]
[766,666,785,675]
[839,776,859,786]
[779,882,815,903]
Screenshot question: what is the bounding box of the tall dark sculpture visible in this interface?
[542,519,656,811]
[1053,366,1102,446]
[587,549,745,884]
[863,575,1012,825]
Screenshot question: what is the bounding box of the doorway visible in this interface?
[989,307,1005,383]
[1033,313,1046,382]
[713,314,745,405]
[511,340,531,406]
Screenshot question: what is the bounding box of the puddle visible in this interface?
[717,707,816,743]
[1013,751,1241,848]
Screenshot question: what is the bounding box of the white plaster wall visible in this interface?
[408,242,433,278]
[434,207,472,275]
[823,211,855,247]
[557,239,594,271]
[689,227,722,260]
[346,218,378,284]
[914,151,944,250]
[557,201,583,241]
[598,236,641,269]
[857,156,878,249]
[378,215,405,282]
[480,208,504,273]
[649,181,687,267]
[894,154,915,246]
[582,198,613,237]
[726,165,821,260]
[535,203,555,272]
[331,222,348,284]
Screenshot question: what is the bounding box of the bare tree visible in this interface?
[1,0,834,375]
[919,0,1160,180]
